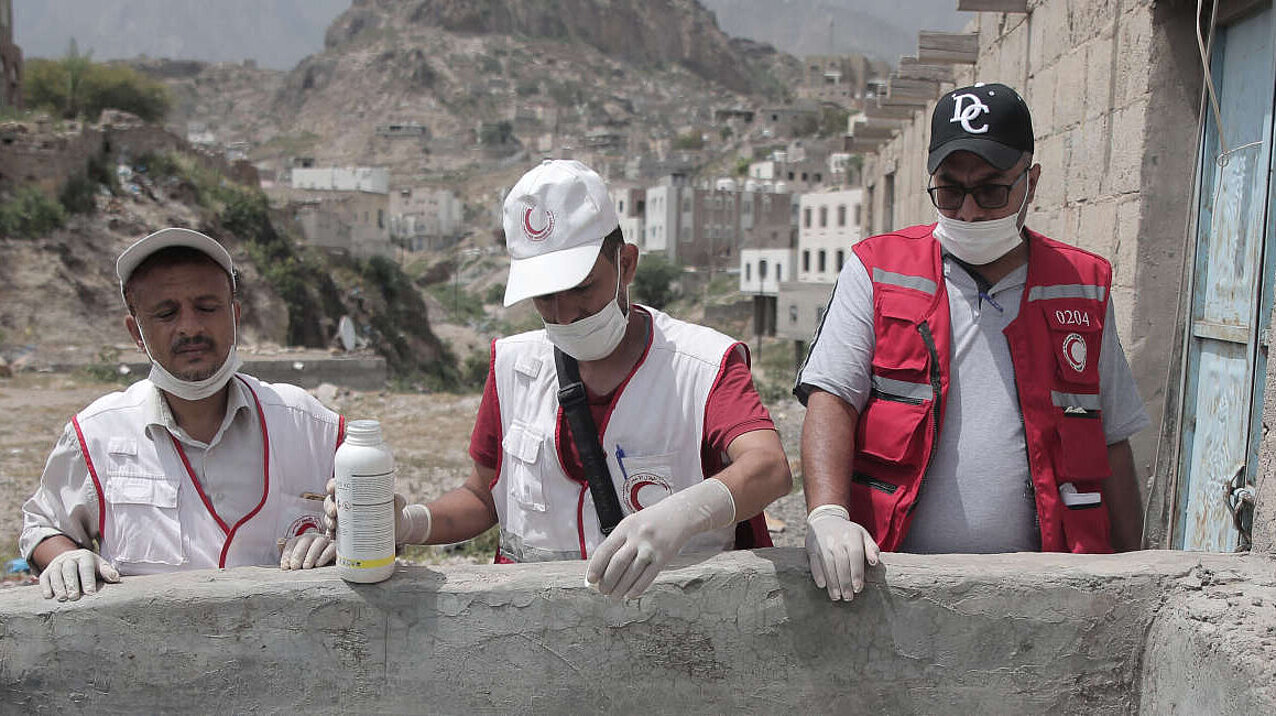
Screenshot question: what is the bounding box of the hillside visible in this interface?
[152,0,801,192]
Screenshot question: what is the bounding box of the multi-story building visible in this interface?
[771,187,864,345]
[644,175,794,275]
[610,185,646,249]
[388,186,462,252]
[796,54,878,106]
[0,0,22,110]
[288,166,393,259]
[293,191,393,260]
[796,188,864,283]
[291,167,390,195]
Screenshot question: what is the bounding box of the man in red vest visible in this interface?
[796,83,1150,602]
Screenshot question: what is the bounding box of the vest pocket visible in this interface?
[1052,413,1112,481]
[103,472,185,566]
[873,303,931,374]
[503,421,549,512]
[857,393,930,466]
[1058,484,1113,554]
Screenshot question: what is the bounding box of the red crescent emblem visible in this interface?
[629,480,661,510]
[522,206,554,242]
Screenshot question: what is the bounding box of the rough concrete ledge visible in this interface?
[0,549,1272,715]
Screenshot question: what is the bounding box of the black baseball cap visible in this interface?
[927,82,1034,174]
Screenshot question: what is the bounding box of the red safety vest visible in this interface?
[850,225,1113,553]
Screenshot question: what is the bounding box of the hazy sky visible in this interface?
[14,0,352,69]
[14,0,969,70]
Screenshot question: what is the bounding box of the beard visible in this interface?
[169,335,224,381]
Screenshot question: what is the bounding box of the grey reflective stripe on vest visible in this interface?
[872,374,934,402]
[499,530,582,563]
[1028,284,1107,302]
[872,267,937,295]
[1051,391,1102,411]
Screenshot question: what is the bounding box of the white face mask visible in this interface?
[138,320,242,402]
[543,249,629,362]
[932,177,1030,265]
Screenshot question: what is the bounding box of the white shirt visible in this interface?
[22,378,273,560]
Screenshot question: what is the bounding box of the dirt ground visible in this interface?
[0,371,809,566]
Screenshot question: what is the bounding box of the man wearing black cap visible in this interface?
[795,83,1150,602]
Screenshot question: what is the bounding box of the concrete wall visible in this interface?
[859,0,1203,535]
[1,549,1273,714]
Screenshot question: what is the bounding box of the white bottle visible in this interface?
[335,419,397,583]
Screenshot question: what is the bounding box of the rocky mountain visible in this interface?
[326,0,788,96]
[701,0,971,63]
[156,0,802,192]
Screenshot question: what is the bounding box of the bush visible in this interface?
[0,185,67,238]
[59,174,98,214]
[630,253,681,309]
[673,131,705,151]
[25,44,170,122]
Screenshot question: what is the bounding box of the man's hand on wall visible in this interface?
[39,548,121,601]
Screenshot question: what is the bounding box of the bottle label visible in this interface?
[336,468,396,569]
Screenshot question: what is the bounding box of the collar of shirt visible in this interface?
[942,252,1029,295]
[143,377,254,448]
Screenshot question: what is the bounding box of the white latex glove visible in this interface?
[279,531,336,570]
[324,479,431,546]
[804,504,881,602]
[39,548,120,601]
[586,478,736,600]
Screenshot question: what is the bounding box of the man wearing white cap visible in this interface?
[20,227,345,601]
[350,160,791,599]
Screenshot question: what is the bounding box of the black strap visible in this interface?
[554,348,626,535]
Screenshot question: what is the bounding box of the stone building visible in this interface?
[0,0,21,110]
[388,186,462,252]
[854,0,1276,553]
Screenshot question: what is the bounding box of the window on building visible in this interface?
[788,171,795,181]
[836,250,845,271]
[619,200,625,213]
[815,173,822,183]
[804,207,812,228]
[803,250,810,271]
[819,206,827,228]
[746,263,751,281]
[802,172,809,182]
[777,263,782,281]
[760,259,768,280]
[377,209,384,229]
[818,250,827,272]
[837,205,846,227]
[855,204,862,226]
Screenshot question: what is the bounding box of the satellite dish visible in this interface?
[337,315,357,352]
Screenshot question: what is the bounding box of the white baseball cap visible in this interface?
[502,160,620,307]
[117,227,236,297]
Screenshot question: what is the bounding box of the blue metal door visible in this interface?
[1176,6,1276,551]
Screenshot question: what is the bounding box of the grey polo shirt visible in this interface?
[797,249,1150,553]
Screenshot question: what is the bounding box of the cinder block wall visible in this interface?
[862,0,1203,524]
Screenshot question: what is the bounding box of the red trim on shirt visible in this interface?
[170,433,231,535]
[218,378,272,567]
[576,484,589,559]
[336,415,346,450]
[70,415,106,540]
[166,377,272,567]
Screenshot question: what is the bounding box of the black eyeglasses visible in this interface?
[927,169,1028,211]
